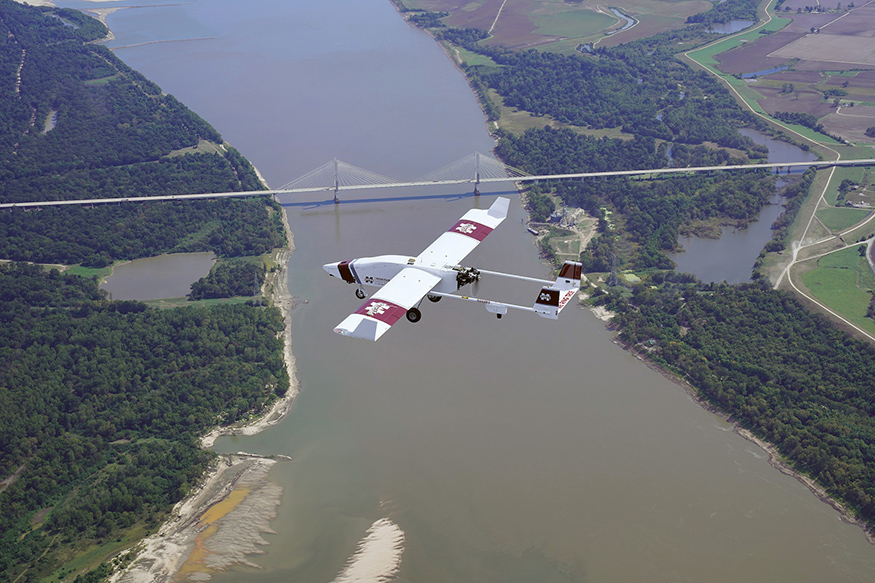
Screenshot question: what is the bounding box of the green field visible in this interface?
[65,264,112,279]
[802,245,875,334]
[817,207,870,231]
[686,14,791,66]
[681,11,849,145]
[533,9,615,38]
[455,46,499,68]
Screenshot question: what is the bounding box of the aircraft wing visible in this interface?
[334,268,442,341]
[416,197,509,268]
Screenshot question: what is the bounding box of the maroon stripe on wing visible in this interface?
[355,299,408,325]
[448,220,493,242]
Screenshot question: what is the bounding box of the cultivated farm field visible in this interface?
[402,0,709,50]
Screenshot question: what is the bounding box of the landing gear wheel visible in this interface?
[355,288,366,299]
[427,294,441,303]
[406,307,422,323]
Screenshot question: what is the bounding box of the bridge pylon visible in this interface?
[474,152,481,196]
[333,159,340,204]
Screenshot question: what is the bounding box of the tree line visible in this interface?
[603,282,875,530]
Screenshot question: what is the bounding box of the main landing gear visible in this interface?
[406,307,422,323]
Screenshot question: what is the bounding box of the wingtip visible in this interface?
[488,197,510,220]
[334,314,386,341]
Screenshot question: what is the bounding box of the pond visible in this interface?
[669,129,818,283]
[100,252,215,300]
[709,20,754,34]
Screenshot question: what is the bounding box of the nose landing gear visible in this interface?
[355,288,366,299]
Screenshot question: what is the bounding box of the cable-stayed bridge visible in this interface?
[2,151,875,209]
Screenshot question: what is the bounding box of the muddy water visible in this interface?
[669,129,819,283]
[61,0,875,581]
[99,252,214,300]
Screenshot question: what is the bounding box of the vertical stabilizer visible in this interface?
[533,261,582,319]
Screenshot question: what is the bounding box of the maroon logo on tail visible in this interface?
[536,288,559,306]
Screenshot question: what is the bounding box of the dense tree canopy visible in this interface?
[0,0,280,267]
[0,263,289,580]
[189,259,266,300]
[0,3,291,579]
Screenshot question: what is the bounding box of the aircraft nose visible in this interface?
[323,262,339,277]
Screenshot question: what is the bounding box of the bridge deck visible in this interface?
[2,158,874,209]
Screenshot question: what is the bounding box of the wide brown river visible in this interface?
[62,0,875,580]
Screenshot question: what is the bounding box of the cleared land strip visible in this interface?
[3,159,875,209]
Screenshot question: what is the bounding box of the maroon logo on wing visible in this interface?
[355,299,407,325]
[449,220,492,242]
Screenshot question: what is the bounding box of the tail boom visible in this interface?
[533,261,582,319]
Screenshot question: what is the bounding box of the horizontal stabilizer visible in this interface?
[533,261,582,319]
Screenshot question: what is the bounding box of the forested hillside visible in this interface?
[0,264,288,581]
[0,0,284,267]
[0,2,292,580]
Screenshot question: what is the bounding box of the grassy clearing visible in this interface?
[166,139,222,158]
[84,74,122,86]
[836,145,875,160]
[144,296,255,309]
[455,46,498,67]
[171,220,221,251]
[66,265,112,279]
[51,522,151,582]
[490,89,635,139]
[541,225,580,261]
[802,245,875,334]
[817,207,870,231]
[687,15,791,66]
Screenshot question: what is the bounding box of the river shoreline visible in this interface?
[390,0,875,547]
[109,207,299,582]
[612,335,875,545]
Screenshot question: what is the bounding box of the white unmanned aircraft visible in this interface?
[322,197,582,341]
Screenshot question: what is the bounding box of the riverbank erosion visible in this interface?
[108,455,286,583]
[611,334,875,546]
[110,208,299,582]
